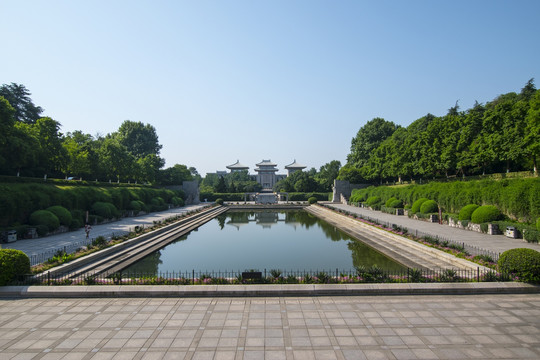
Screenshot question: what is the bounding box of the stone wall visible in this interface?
[332,180,369,202]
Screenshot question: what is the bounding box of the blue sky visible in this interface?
[2,1,539,176]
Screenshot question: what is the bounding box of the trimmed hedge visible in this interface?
[308,197,317,204]
[29,210,60,232]
[411,198,429,213]
[498,248,540,283]
[348,177,540,222]
[46,205,72,226]
[0,182,184,228]
[471,205,502,224]
[91,202,119,219]
[420,200,438,214]
[385,197,398,207]
[365,196,381,206]
[458,204,480,221]
[388,199,403,209]
[0,249,31,286]
[215,198,224,205]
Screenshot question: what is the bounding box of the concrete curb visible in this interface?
[1,282,538,298]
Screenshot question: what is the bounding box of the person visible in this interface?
[85,224,92,239]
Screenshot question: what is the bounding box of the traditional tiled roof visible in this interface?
[226,160,249,170]
[285,159,306,169]
[255,159,277,167]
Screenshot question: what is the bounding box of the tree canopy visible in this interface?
[341,79,540,182]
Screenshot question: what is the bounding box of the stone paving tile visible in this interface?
[0,294,539,359]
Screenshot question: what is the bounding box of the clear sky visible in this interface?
[2,0,539,176]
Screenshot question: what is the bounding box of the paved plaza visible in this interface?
[0,294,539,359]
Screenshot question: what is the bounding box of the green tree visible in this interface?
[525,90,540,174]
[215,176,227,192]
[347,118,399,168]
[114,120,162,159]
[0,83,43,124]
[98,137,134,182]
[315,160,341,191]
[159,164,193,185]
[32,117,67,175]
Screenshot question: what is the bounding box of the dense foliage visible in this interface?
[498,248,540,283]
[0,249,31,286]
[46,205,72,226]
[29,210,60,232]
[411,198,429,214]
[0,83,196,185]
[340,80,540,182]
[350,177,540,222]
[419,200,438,214]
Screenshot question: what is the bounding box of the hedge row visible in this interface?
[350,177,540,222]
[199,192,331,202]
[0,183,185,228]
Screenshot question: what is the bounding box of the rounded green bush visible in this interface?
[498,248,540,283]
[46,205,72,226]
[69,218,83,230]
[0,249,31,286]
[29,210,60,232]
[385,197,398,207]
[215,198,224,205]
[388,199,404,209]
[366,196,381,206]
[130,200,142,212]
[308,197,317,204]
[471,205,502,224]
[411,198,429,213]
[458,204,480,221]
[92,202,111,218]
[36,224,48,236]
[420,200,438,214]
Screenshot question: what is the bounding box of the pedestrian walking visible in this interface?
[85,224,92,238]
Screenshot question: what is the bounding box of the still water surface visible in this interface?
[122,210,405,274]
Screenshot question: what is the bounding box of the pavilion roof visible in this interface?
[226,160,249,170]
[285,159,306,169]
[255,159,277,166]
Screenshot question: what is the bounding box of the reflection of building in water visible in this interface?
[227,211,285,229]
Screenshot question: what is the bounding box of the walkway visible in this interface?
[1,204,212,259]
[327,203,540,256]
[1,294,539,359]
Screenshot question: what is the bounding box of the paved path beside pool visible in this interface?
[326,203,540,256]
[1,204,212,259]
[1,293,539,359]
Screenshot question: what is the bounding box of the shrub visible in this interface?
[537,217,540,231]
[92,202,119,219]
[385,197,398,207]
[420,200,438,214]
[130,200,142,212]
[172,196,184,207]
[411,198,429,213]
[69,218,83,230]
[29,210,60,232]
[46,205,72,226]
[524,229,539,243]
[365,196,381,207]
[0,249,31,286]
[308,197,317,204]
[458,204,480,221]
[388,199,403,209]
[215,198,224,205]
[471,205,503,224]
[498,248,540,283]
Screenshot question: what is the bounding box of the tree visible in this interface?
[0,83,43,123]
[32,117,67,175]
[525,90,540,174]
[62,131,93,178]
[215,176,227,193]
[114,120,162,159]
[316,160,341,191]
[158,164,192,185]
[98,137,134,181]
[347,118,399,168]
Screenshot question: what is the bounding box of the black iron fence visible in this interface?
[13,267,512,286]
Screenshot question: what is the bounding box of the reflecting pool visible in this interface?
[121,210,406,274]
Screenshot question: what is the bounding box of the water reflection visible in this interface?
[121,210,405,274]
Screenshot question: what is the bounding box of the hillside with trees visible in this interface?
[339,80,540,183]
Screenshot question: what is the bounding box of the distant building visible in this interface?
[284,159,306,176]
[226,160,249,172]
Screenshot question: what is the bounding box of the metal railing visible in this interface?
[13,267,511,286]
